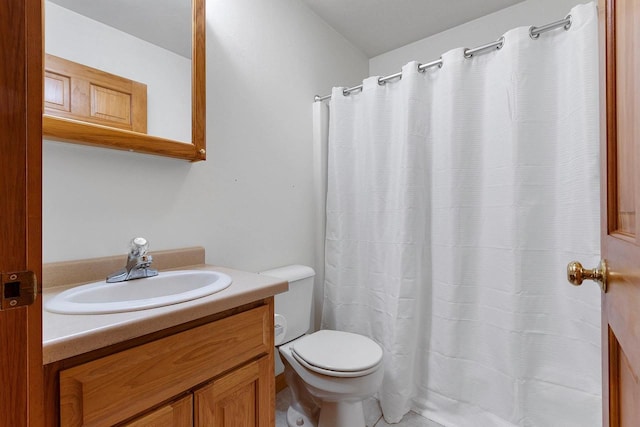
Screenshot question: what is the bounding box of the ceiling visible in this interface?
[47,0,192,58]
[300,0,525,57]
[47,0,525,60]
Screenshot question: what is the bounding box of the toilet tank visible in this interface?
[260,265,315,345]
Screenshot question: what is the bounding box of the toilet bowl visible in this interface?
[260,265,384,427]
[279,330,384,427]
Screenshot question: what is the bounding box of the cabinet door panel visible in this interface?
[195,356,272,427]
[122,395,192,427]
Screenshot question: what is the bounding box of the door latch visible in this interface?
[1,271,37,310]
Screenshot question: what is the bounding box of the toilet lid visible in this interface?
[291,330,383,378]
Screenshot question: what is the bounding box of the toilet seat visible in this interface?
[291,330,383,378]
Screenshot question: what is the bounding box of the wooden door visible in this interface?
[0,0,43,426]
[122,395,193,427]
[194,357,273,427]
[601,0,640,425]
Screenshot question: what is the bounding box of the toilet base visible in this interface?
[318,401,366,427]
[287,405,316,427]
[287,400,367,427]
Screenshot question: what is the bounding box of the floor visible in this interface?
[276,387,444,427]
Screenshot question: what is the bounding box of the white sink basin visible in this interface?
[45,270,232,315]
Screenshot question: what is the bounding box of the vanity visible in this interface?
[42,248,287,426]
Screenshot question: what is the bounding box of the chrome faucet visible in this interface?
[106,237,158,283]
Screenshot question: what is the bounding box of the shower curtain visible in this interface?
[321,3,601,426]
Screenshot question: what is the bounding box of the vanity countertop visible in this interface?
[43,263,287,364]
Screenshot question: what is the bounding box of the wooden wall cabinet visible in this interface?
[45,300,275,427]
[44,55,148,134]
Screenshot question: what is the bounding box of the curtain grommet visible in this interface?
[564,14,572,31]
[529,25,540,39]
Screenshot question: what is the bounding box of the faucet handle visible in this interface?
[130,237,149,257]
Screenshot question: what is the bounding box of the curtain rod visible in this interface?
[314,14,572,102]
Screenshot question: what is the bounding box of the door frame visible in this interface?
[0,0,44,425]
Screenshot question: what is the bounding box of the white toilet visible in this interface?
[261,265,384,427]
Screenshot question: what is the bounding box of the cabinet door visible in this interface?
[121,395,193,427]
[194,356,273,427]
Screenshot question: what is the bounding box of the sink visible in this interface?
[45,270,232,315]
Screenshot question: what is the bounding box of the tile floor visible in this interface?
[276,387,444,427]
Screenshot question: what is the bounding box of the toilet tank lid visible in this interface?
[259,265,315,282]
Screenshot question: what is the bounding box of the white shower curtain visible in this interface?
[321,3,601,426]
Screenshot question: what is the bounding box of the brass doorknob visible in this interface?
[567,260,608,293]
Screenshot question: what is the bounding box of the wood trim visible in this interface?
[602,297,611,427]
[0,0,43,425]
[121,394,193,427]
[42,0,206,162]
[43,115,198,160]
[600,1,612,425]
[605,0,618,237]
[260,354,275,427]
[130,82,148,133]
[192,0,206,160]
[26,0,44,423]
[607,327,620,427]
[266,295,276,427]
[275,373,288,393]
[0,3,29,421]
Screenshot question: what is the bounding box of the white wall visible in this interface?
[42,0,368,280]
[43,0,594,377]
[45,1,191,142]
[370,0,588,76]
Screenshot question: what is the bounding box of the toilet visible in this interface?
[260,265,384,427]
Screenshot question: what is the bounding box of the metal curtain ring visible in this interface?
[529,25,540,39]
[530,14,572,40]
[378,76,385,85]
[342,88,349,96]
[564,14,572,30]
[417,58,443,72]
[464,37,504,59]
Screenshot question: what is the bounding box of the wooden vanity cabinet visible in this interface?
[122,395,193,427]
[194,356,272,426]
[44,299,275,427]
